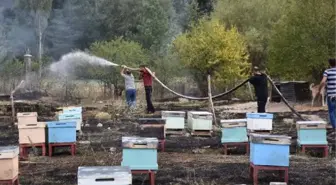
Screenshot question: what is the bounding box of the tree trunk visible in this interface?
[207,74,217,126]
[38,15,43,80]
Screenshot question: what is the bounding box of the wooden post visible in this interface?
[207,74,217,126]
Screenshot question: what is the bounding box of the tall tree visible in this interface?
[15,0,53,78]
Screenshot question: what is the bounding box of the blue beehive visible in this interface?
[220,119,248,143]
[250,134,291,167]
[58,113,82,131]
[296,121,327,145]
[121,136,158,170]
[47,121,76,143]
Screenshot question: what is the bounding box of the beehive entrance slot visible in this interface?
[95,178,115,182]
[26,124,37,126]
[259,114,267,118]
[306,124,318,128]
[22,113,31,115]
[229,123,239,125]
[56,123,66,125]
[264,138,279,142]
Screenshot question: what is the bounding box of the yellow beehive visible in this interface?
[17,112,38,125]
[0,146,19,180]
[18,122,46,144]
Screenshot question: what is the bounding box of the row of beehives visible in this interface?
[16,106,82,145]
[220,114,328,146]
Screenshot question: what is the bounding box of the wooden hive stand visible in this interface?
[223,142,249,155]
[19,143,46,159]
[249,162,289,185]
[158,139,166,152]
[48,142,76,157]
[0,175,19,185]
[298,144,329,157]
[131,170,156,185]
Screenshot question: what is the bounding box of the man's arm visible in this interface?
[120,66,126,77]
[249,76,257,85]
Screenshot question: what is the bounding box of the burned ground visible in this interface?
[0,102,335,185]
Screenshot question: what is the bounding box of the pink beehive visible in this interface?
[0,146,19,180]
[18,122,46,144]
[17,112,38,125]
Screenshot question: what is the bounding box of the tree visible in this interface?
[15,0,53,78]
[88,38,150,96]
[268,0,335,81]
[212,0,288,68]
[172,18,249,95]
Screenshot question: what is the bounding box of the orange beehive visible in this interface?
[17,112,38,125]
[0,146,19,180]
[18,122,46,144]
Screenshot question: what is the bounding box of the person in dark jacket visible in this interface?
[249,66,269,113]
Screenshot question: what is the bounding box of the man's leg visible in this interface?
[125,89,132,107]
[257,100,266,113]
[131,89,136,108]
[145,86,155,113]
[327,97,336,128]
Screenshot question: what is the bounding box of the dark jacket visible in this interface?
[249,73,268,101]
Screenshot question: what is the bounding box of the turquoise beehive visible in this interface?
[47,121,77,143]
[220,119,248,143]
[296,121,327,145]
[250,134,291,167]
[58,112,82,131]
[121,136,158,170]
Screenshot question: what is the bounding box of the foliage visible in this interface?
[173,18,249,94]
[85,38,150,93]
[268,0,336,81]
[212,0,288,68]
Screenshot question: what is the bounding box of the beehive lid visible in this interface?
[18,122,46,129]
[78,166,131,179]
[62,106,82,113]
[47,121,76,128]
[0,146,19,159]
[17,112,37,117]
[138,118,166,124]
[58,113,82,120]
[122,136,158,149]
[221,119,247,128]
[249,133,291,145]
[297,121,326,124]
[246,113,273,119]
[270,183,287,185]
[189,111,212,115]
[161,111,185,117]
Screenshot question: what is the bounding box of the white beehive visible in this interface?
[161,111,185,129]
[270,183,287,185]
[18,122,46,144]
[187,111,213,131]
[17,112,37,125]
[78,166,132,185]
[246,113,273,131]
[0,146,19,180]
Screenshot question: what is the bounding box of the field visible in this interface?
[0,100,335,185]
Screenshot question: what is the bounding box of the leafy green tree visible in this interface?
[268,0,335,81]
[212,0,288,68]
[173,18,249,95]
[87,38,150,96]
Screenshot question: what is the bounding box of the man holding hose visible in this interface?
[123,64,155,114]
[249,66,269,113]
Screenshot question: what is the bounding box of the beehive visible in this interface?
[47,121,76,143]
[250,134,291,167]
[57,112,82,131]
[138,118,166,139]
[220,119,248,143]
[187,111,213,131]
[0,146,19,180]
[18,122,46,144]
[78,166,132,185]
[121,136,158,170]
[246,113,273,131]
[161,111,185,130]
[270,183,287,185]
[17,112,37,125]
[296,121,327,145]
[62,106,82,114]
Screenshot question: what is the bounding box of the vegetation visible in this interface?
[0,0,334,98]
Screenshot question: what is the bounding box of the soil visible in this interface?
[0,101,335,185]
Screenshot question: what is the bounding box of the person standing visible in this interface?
[249,66,269,113]
[120,66,136,109]
[318,58,336,130]
[139,65,155,114]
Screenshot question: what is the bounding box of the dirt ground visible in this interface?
[0,101,335,185]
